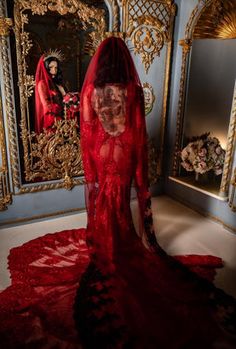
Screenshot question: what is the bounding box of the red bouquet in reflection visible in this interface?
[63,92,80,120]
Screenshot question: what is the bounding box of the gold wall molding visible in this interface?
[229,168,236,212]
[123,0,176,73]
[0,3,21,191]
[172,39,192,176]
[23,120,83,189]
[0,97,12,210]
[219,83,236,197]
[16,177,85,194]
[172,0,236,201]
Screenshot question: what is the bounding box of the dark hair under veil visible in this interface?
[44,56,63,85]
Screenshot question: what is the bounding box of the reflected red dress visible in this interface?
[35,55,65,134]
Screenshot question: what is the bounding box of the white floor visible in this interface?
[0,195,236,298]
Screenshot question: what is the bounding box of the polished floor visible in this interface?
[0,195,236,297]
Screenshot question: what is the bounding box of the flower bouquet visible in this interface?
[63,92,80,120]
[180,133,225,177]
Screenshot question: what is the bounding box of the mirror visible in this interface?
[172,0,236,198]
[10,0,109,189]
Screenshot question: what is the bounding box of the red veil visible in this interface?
[35,55,64,133]
[80,37,154,248]
[35,55,51,134]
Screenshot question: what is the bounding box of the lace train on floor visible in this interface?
[0,228,235,348]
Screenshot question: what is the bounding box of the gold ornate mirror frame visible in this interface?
[0,95,11,210]
[0,0,120,196]
[172,0,236,199]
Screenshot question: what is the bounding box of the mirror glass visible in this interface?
[178,38,236,195]
[25,11,84,134]
[183,39,235,149]
[10,1,108,188]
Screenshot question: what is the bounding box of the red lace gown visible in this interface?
[74,83,236,349]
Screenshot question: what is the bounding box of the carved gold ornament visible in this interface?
[193,0,236,39]
[229,168,236,212]
[128,15,166,73]
[0,17,13,36]
[24,119,83,189]
[123,0,176,73]
[142,82,155,116]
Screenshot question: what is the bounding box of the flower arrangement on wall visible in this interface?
[180,133,225,176]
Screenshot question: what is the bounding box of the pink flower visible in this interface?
[199,147,207,157]
[199,161,207,170]
[181,161,193,171]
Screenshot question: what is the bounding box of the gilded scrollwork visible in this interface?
[128,16,166,73]
[193,0,236,39]
[0,17,13,36]
[124,0,175,73]
[24,120,83,187]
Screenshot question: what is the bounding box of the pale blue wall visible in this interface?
[0,184,86,225]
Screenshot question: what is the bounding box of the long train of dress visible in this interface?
[0,226,235,348]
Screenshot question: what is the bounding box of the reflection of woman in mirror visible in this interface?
[34,50,66,134]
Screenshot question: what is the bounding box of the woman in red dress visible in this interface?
[75,36,236,348]
[34,51,66,133]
